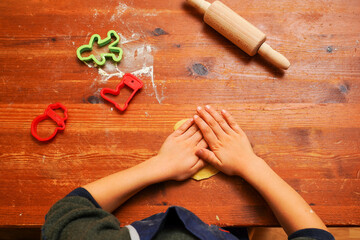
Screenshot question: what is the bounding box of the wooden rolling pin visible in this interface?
[187,0,290,70]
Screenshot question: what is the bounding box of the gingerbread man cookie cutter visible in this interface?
[76,30,123,66]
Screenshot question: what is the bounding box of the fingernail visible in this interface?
[197,106,202,111]
[194,115,199,119]
[205,105,211,109]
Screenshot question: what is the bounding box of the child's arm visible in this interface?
[193,105,327,235]
[83,119,206,212]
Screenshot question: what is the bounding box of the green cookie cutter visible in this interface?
[76,30,123,66]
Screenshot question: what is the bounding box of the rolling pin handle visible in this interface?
[186,0,211,15]
[258,43,290,70]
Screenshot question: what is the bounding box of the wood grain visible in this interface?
[0,0,359,229]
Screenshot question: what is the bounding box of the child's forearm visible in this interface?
[83,157,167,213]
[242,157,327,235]
[82,119,206,213]
[193,106,328,235]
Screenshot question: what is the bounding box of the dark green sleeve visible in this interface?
[288,228,335,240]
[42,196,131,240]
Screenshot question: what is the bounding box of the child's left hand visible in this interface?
[151,119,207,181]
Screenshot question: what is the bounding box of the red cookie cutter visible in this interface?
[31,103,68,141]
[100,73,143,111]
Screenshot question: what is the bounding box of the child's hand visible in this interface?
[152,119,207,181]
[193,105,261,177]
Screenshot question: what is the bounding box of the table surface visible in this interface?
[0,0,359,228]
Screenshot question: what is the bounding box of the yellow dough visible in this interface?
[191,164,219,181]
[174,119,219,181]
[173,119,189,131]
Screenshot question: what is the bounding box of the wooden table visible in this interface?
[1,0,359,233]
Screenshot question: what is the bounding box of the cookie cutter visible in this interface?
[31,103,68,141]
[76,30,123,66]
[100,73,143,111]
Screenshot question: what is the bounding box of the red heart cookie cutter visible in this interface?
[100,73,143,111]
[31,103,68,141]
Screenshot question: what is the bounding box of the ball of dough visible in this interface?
[173,119,189,131]
[174,119,219,181]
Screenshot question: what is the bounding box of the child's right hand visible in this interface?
[193,105,262,177]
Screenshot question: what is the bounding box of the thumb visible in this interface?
[195,148,220,167]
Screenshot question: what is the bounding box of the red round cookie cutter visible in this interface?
[31,103,68,141]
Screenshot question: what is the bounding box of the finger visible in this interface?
[197,106,225,138]
[193,115,219,148]
[204,105,233,134]
[181,124,199,139]
[188,130,203,144]
[190,159,206,173]
[196,139,208,149]
[221,109,243,134]
[174,118,193,136]
[195,148,221,168]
